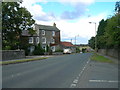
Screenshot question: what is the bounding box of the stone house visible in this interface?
[34,23,61,52]
[21,23,61,54]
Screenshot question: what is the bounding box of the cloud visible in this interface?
[59,0,95,20]
[21,0,108,44]
[21,0,56,21]
[35,12,107,44]
[60,2,89,20]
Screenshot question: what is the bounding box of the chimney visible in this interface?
[53,22,56,27]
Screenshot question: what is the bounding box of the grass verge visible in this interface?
[90,53,114,63]
[0,57,48,65]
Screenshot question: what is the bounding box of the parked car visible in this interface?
[63,48,72,54]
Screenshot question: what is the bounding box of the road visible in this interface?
[2,53,92,88]
[2,53,118,88]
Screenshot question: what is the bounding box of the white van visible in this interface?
[63,49,72,54]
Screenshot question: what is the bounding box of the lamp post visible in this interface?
[89,22,97,52]
[75,35,79,45]
[74,35,79,53]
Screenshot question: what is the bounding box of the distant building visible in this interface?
[51,42,76,53]
[75,44,91,52]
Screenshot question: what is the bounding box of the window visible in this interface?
[42,30,45,35]
[36,37,39,44]
[52,31,55,36]
[51,46,55,52]
[51,38,55,44]
[42,37,46,44]
[29,37,33,43]
[42,46,46,51]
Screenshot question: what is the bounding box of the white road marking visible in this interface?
[11,75,14,78]
[73,79,78,84]
[76,77,79,79]
[70,59,91,88]
[70,84,76,88]
[16,73,22,76]
[89,80,119,83]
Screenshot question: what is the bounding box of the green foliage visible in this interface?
[82,48,86,53]
[88,1,120,49]
[105,14,120,48]
[96,19,107,49]
[46,45,49,52]
[2,2,35,50]
[76,47,80,53]
[91,53,114,63]
[1,57,47,65]
[55,49,63,52]
[33,43,45,55]
[115,1,120,14]
[88,37,95,49]
[97,19,107,36]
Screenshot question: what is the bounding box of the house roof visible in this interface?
[22,30,38,36]
[35,24,60,31]
[60,42,74,47]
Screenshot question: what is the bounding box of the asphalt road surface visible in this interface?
[2,53,118,88]
[3,53,92,88]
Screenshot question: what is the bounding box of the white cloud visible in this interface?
[21,0,108,44]
[21,0,55,21]
[35,12,107,44]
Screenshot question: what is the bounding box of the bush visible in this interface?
[55,49,63,52]
[33,44,45,55]
[82,48,86,53]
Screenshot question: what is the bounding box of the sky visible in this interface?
[21,0,117,44]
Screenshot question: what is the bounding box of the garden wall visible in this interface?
[1,50,25,61]
[98,49,120,59]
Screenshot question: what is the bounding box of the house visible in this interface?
[21,23,61,54]
[21,26,39,54]
[51,42,76,53]
[34,23,61,52]
[60,42,76,53]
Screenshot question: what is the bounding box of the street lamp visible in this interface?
[89,22,97,52]
[75,35,79,45]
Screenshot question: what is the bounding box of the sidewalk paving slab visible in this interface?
[76,60,118,88]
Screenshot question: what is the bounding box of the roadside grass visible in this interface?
[0,57,47,65]
[90,53,114,63]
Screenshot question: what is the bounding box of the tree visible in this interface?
[2,2,35,50]
[105,14,120,49]
[88,1,120,49]
[115,1,120,14]
[96,19,107,49]
[88,37,95,49]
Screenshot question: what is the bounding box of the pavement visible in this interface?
[76,60,118,88]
